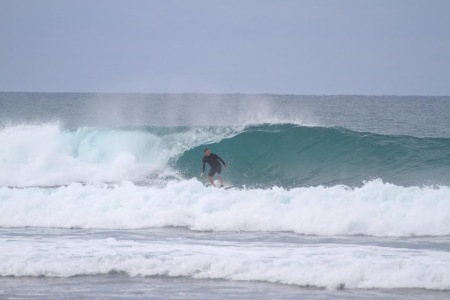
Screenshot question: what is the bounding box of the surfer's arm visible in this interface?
[202,160,206,173]
[216,155,226,166]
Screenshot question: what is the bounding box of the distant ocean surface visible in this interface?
[1,92,450,299]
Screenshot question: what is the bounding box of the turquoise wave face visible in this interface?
[1,123,448,188]
[175,124,450,187]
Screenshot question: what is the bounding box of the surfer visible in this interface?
[201,148,227,187]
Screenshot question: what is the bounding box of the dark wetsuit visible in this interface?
[202,153,226,177]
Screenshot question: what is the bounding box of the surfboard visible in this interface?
[205,183,234,189]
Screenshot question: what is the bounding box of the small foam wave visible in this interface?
[1,232,450,290]
[1,179,449,237]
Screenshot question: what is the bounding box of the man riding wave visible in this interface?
[201,148,227,187]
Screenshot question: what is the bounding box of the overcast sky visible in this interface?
[1,0,449,95]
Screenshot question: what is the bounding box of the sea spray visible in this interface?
[0,123,240,186]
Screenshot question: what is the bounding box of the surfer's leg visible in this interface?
[208,176,215,187]
[217,165,223,187]
[208,166,218,187]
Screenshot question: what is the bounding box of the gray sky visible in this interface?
[1,0,449,95]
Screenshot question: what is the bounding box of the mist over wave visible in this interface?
[0,123,239,187]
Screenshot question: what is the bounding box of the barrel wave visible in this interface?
[176,124,450,187]
[1,123,449,188]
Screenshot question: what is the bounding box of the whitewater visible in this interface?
[1,93,450,299]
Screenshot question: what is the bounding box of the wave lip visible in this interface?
[1,179,449,237]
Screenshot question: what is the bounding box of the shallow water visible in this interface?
[1,227,450,299]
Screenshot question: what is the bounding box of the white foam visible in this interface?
[0,179,449,237]
[0,123,240,187]
[1,233,449,290]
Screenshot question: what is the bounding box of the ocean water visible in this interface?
[0,92,450,299]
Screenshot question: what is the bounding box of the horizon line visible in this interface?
[1,91,449,97]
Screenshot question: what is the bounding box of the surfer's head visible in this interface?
[204,148,211,156]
